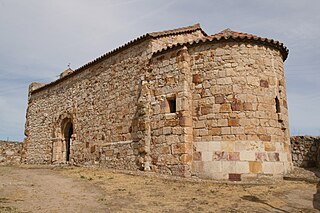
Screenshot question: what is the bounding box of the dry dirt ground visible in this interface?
[0,165,319,213]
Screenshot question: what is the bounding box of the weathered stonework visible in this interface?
[23,24,293,180]
[0,140,22,165]
[291,136,320,167]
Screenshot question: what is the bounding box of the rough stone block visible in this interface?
[217,77,232,85]
[228,118,240,126]
[230,127,244,135]
[231,100,243,111]
[219,103,232,112]
[215,47,228,55]
[195,120,206,129]
[235,161,250,173]
[195,142,209,151]
[221,161,236,173]
[221,127,231,135]
[212,136,222,141]
[165,118,179,127]
[255,152,268,161]
[213,151,228,161]
[163,127,172,135]
[279,152,287,162]
[105,150,114,156]
[172,127,182,135]
[274,162,284,174]
[204,161,222,173]
[217,119,228,127]
[90,145,96,153]
[171,165,190,177]
[268,152,280,161]
[202,151,213,161]
[160,146,171,154]
[179,117,192,127]
[222,135,236,141]
[260,80,269,88]
[193,151,202,161]
[221,141,235,152]
[262,162,275,174]
[229,173,241,181]
[172,143,192,154]
[249,161,262,173]
[215,94,225,104]
[198,129,208,136]
[168,135,181,144]
[259,134,271,142]
[192,74,202,84]
[180,154,193,163]
[208,127,221,136]
[191,161,203,173]
[208,141,221,151]
[247,76,260,86]
[264,142,276,152]
[243,102,253,111]
[228,152,240,161]
[200,106,212,115]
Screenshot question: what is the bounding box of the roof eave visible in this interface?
[31,24,208,95]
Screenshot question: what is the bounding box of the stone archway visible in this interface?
[51,113,75,164]
[62,119,73,162]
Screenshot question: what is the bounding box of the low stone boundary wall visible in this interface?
[1,137,320,169]
[0,140,22,164]
[290,136,320,167]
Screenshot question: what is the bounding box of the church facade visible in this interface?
[23,24,292,180]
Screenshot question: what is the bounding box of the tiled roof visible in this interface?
[31,24,206,94]
[75,23,206,72]
[207,28,259,39]
[154,28,289,61]
[149,23,207,37]
[31,26,289,95]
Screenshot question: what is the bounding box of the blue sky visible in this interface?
[0,0,319,141]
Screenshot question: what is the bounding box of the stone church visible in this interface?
[23,23,292,181]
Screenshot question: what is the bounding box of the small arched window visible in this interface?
[275,96,280,113]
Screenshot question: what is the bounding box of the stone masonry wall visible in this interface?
[24,30,204,170]
[143,40,292,180]
[151,30,204,53]
[291,136,320,167]
[146,47,194,176]
[0,140,22,165]
[188,42,292,180]
[24,26,292,180]
[24,39,152,166]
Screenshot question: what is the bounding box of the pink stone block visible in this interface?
[213,151,228,161]
[228,152,240,161]
[268,152,280,161]
[255,152,268,161]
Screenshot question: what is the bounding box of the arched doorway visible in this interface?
[63,121,73,162]
[51,114,75,164]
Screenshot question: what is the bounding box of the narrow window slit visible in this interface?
[275,96,280,113]
[167,98,176,113]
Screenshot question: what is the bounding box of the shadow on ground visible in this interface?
[241,195,289,213]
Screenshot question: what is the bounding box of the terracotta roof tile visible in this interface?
[31,24,207,94]
[208,28,259,39]
[149,23,207,37]
[154,28,289,61]
[74,24,206,72]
